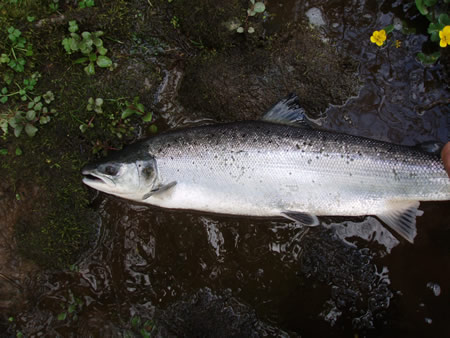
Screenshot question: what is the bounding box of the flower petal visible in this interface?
[440,40,447,48]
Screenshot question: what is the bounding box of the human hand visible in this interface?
[442,142,450,178]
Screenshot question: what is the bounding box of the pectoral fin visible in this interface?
[281,211,320,226]
[377,201,423,243]
[142,181,177,200]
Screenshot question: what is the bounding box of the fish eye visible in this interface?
[104,165,119,176]
[141,166,154,179]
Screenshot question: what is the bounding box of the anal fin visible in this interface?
[377,201,423,243]
[281,211,320,226]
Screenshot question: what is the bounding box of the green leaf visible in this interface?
[27,16,36,22]
[84,62,95,75]
[89,53,97,62]
[70,38,79,52]
[57,313,67,321]
[424,0,437,6]
[95,98,103,106]
[439,14,450,26]
[93,37,103,47]
[68,304,77,314]
[0,149,7,156]
[0,54,10,63]
[79,124,88,133]
[248,27,255,34]
[131,316,140,328]
[417,51,441,64]
[68,21,79,33]
[15,147,22,156]
[96,56,112,68]
[430,31,439,41]
[34,102,43,111]
[74,57,89,64]
[253,2,265,13]
[81,31,92,40]
[14,124,23,137]
[237,27,244,33]
[428,22,444,34]
[25,123,38,137]
[1,87,7,95]
[136,103,145,112]
[142,112,153,122]
[415,0,428,15]
[26,110,36,121]
[97,46,108,55]
[383,24,395,35]
[62,38,72,53]
[0,96,7,104]
[43,91,55,103]
[40,116,51,124]
[121,108,136,119]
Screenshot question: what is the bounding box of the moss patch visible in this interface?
[0,0,158,268]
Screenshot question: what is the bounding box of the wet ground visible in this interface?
[1,0,449,337]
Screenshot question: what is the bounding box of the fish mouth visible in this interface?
[82,169,108,186]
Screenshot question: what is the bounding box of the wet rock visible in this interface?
[154,287,292,337]
[178,26,358,123]
[170,0,245,49]
[300,228,393,330]
[0,182,39,318]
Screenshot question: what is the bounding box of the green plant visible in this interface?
[371,1,450,64]
[1,26,33,74]
[0,89,55,138]
[57,290,84,322]
[127,316,155,338]
[237,0,266,34]
[79,96,157,145]
[78,0,95,8]
[49,0,59,12]
[62,20,113,76]
[170,15,180,29]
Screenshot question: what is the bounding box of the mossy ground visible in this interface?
[0,0,160,268]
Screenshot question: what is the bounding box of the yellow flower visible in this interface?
[370,30,387,46]
[439,25,450,48]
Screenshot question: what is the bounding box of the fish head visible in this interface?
[82,144,158,200]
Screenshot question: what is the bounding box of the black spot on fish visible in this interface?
[296,144,300,149]
[308,159,312,165]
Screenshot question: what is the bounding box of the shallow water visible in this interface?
[9,0,450,336]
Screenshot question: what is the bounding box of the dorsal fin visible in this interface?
[261,93,314,128]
